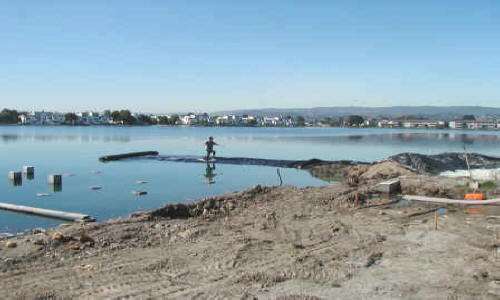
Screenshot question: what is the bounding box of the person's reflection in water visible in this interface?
[203,163,217,184]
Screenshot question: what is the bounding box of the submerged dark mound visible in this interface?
[390,152,500,174]
[100,151,500,175]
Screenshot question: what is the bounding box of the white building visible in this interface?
[181,114,212,125]
[472,119,497,129]
[261,116,284,127]
[18,111,53,125]
[449,120,466,129]
[401,120,446,128]
[377,120,401,128]
[215,115,243,126]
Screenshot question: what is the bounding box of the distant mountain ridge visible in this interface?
[213,106,500,120]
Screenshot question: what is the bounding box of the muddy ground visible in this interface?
[1,161,499,299]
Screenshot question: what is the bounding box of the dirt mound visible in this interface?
[359,160,417,180]
[308,160,416,182]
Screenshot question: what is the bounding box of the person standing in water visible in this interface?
[204,136,218,161]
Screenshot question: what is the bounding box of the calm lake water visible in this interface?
[1,126,500,234]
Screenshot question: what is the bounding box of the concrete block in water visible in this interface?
[376,179,401,194]
[8,171,22,181]
[8,171,22,186]
[48,174,62,185]
[22,166,35,175]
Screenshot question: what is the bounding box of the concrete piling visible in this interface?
[48,174,62,192]
[8,171,22,186]
[23,166,35,179]
[48,174,62,185]
[22,166,34,175]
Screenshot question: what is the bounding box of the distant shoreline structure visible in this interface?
[1,107,499,130]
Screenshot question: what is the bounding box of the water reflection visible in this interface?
[49,184,63,192]
[203,163,218,184]
[8,178,22,186]
[0,134,131,143]
[250,132,500,147]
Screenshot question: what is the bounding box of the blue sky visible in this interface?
[1,0,499,112]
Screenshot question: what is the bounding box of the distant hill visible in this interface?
[213,106,500,120]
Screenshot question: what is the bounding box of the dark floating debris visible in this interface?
[99,151,159,162]
[132,190,148,196]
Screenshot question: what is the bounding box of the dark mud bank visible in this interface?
[100,151,500,174]
[391,152,500,174]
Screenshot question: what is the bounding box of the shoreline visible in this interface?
[3,123,500,131]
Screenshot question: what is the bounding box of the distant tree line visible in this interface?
[0,109,19,124]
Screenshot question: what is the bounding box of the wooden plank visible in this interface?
[403,195,500,205]
[0,202,95,222]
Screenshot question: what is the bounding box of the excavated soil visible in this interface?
[1,161,499,299]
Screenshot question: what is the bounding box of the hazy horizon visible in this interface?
[2,1,499,112]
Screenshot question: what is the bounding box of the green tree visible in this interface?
[347,115,364,126]
[297,116,305,127]
[117,110,136,124]
[110,111,120,122]
[103,110,111,117]
[247,119,257,126]
[137,114,152,125]
[0,109,19,124]
[64,113,78,125]
[169,114,180,125]
[463,115,476,121]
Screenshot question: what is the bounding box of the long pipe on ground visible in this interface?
[403,195,500,205]
[0,202,95,222]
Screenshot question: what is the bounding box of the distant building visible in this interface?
[181,114,212,125]
[472,119,496,129]
[401,120,446,129]
[261,116,284,126]
[377,120,401,128]
[18,112,38,125]
[18,111,54,125]
[449,120,466,129]
[181,114,199,125]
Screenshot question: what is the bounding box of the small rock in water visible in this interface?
[132,190,148,196]
[89,186,102,190]
[36,193,50,197]
[136,180,149,184]
[91,171,101,174]
[64,173,75,177]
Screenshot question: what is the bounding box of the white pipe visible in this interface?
[403,195,500,205]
